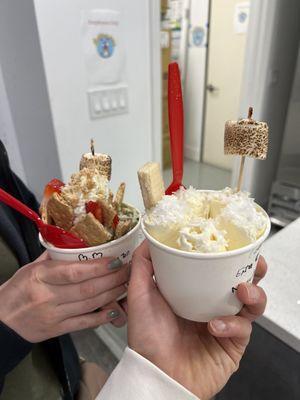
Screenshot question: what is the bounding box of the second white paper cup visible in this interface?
[40,209,141,265]
[40,213,141,302]
[142,207,270,322]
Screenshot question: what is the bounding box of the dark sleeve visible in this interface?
[0,321,33,393]
[12,172,41,213]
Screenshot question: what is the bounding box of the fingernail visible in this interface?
[210,319,227,332]
[108,258,123,271]
[107,310,120,319]
[244,283,260,302]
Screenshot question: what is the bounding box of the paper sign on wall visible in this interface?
[81,9,124,85]
[234,2,250,34]
[189,26,207,48]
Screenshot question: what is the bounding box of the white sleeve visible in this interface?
[96,347,199,399]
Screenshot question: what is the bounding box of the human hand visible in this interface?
[128,241,267,400]
[0,252,129,342]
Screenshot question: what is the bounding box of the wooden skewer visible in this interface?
[237,156,245,192]
[236,106,253,191]
[90,139,95,156]
[248,106,253,120]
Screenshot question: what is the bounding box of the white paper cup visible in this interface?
[40,207,141,265]
[142,205,271,322]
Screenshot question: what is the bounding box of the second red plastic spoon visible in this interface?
[165,62,185,195]
[0,188,87,249]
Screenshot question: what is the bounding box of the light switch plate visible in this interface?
[87,85,129,119]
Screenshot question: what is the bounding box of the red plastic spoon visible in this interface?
[165,62,185,195]
[0,188,87,249]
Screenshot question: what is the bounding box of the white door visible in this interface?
[202,0,251,170]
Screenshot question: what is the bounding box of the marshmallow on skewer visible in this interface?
[224,109,269,160]
[224,107,269,191]
[80,139,112,180]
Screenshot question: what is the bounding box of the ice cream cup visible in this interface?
[142,205,271,322]
[39,206,141,265]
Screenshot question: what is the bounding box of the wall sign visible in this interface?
[189,26,207,48]
[81,9,124,85]
[192,27,205,47]
[234,2,250,34]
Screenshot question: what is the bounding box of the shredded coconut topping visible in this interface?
[145,187,267,253]
[218,196,266,241]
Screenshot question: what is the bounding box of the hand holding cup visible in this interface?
[0,252,129,342]
[128,241,268,400]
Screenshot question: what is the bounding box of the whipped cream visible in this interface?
[61,168,109,223]
[178,218,228,253]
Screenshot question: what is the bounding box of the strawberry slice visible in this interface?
[43,178,65,200]
[86,201,103,224]
[112,214,119,229]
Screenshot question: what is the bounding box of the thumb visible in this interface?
[34,250,51,262]
[129,241,156,297]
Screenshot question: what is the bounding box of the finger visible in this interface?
[253,256,267,285]
[58,308,121,335]
[129,241,155,295]
[55,264,130,303]
[38,257,124,285]
[101,301,127,327]
[237,283,267,321]
[33,251,51,263]
[208,315,252,346]
[133,240,151,261]
[56,285,127,319]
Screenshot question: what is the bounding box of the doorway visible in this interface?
[161,0,251,190]
[202,0,251,170]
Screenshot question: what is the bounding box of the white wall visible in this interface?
[0,0,62,199]
[183,0,209,161]
[33,0,161,210]
[0,64,27,183]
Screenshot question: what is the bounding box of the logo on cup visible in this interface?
[78,254,88,261]
[78,252,103,262]
[235,263,253,277]
[120,250,130,259]
[92,252,103,259]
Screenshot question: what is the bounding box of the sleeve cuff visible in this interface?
[0,321,33,375]
[97,347,199,399]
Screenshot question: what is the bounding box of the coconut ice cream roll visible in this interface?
[144,188,209,249]
[213,192,267,250]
